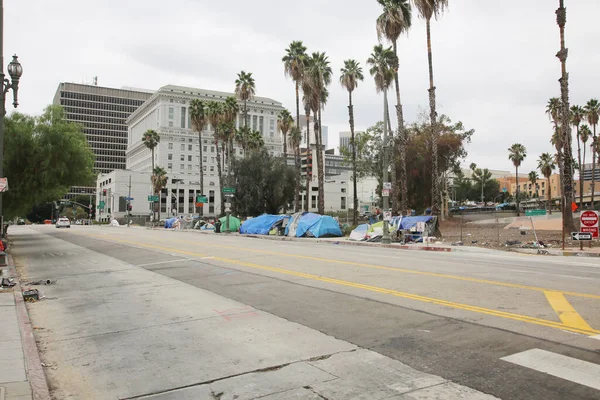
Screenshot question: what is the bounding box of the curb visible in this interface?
[7,253,52,400]
[508,248,600,257]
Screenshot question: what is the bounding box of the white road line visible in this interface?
[501,349,600,390]
[135,259,189,267]
[590,334,600,341]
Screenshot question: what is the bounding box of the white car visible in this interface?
[56,217,71,228]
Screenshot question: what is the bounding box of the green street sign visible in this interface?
[147,195,159,202]
[223,187,236,194]
[525,209,546,216]
[196,195,208,203]
[99,201,105,208]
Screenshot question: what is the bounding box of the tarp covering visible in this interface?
[240,214,289,235]
[219,215,241,232]
[349,224,369,241]
[287,213,343,238]
[164,218,178,228]
[398,216,433,230]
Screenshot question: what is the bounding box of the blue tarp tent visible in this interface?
[240,214,289,235]
[164,217,178,228]
[349,223,369,241]
[398,216,433,230]
[287,213,342,238]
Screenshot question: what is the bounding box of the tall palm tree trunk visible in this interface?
[556,0,575,231]
[283,133,288,160]
[244,100,248,128]
[295,82,300,130]
[214,134,224,216]
[592,125,597,208]
[547,176,553,215]
[151,148,156,223]
[295,144,301,212]
[515,165,520,216]
[198,131,204,216]
[425,18,440,216]
[576,125,583,209]
[348,91,358,226]
[392,41,407,216]
[582,144,587,209]
[305,110,311,212]
[317,105,325,215]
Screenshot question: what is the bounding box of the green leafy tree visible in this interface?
[277,109,294,159]
[143,129,160,220]
[235,71,255,128]
[376,0,412,214]
[571,105,585,208]
[60,205,88,220]
[232,150,294,217]
[412,0,448,216]
[340,59,364,225]
[538,153,556,214]
[283,41,308,129]
[529,170,539,199]
[206,101,225,215]
[508,143,527,216]
[3,106,95,219]
[584,99,599,207]
[152,166,168,223]
[471,167,492,203]
[580,124,591,207]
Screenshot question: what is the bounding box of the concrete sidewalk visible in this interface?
[0,255,50,400]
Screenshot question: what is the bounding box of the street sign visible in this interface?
[147,195,159,202]
[382,189,391,197]
[99,201,105,208]
[224,193,234,198]
[222,187,236,194]
[195,202,203,207]
[196,195,208,203]
[580,210,599,238]
[502,187,507,193]
[525,209,546,217]
[126,197,134,201]
[383,211,392,221]
[225,202,231,208]
[572,232,593,241]
[383,182,392,190]
[0,177,8,192]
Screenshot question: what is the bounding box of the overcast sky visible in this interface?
[6,0,600,175]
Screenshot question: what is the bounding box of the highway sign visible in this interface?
[572,232,593,241]
[222,187,236,194]
[580,210,599,238]
[383,182,392,190]
[99,200,105,208]
[196,195,208,203]
[525,209,546,216]
[147,195,159,202]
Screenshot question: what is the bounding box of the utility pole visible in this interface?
[127,175,132,227]
[382,91,391,244]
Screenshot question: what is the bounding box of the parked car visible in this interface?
[56,217,71,228]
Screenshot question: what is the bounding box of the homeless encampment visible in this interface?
[240,214,290,235]
[219,215,241,232]
[285,212,342,238]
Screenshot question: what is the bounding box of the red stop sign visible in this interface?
[581,211,598,227]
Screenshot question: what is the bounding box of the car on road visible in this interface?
[56,217,71,228]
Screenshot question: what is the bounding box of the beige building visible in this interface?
[509,174,594,201]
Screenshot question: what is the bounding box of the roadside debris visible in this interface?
[1,277,16,287]
[23,289,40,302]
[26,279,56,286]
[451,241,464,246]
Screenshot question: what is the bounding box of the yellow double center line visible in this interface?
[85,233,600,336]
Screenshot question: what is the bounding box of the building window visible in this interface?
[169,121,173,127]
[203,166,207,171]
[252,115,258,130]
[181,107,186,128]
[259,116,264,134]
[168,163,172,169]
[168,154,173,160]
[542,182,545,188]
[311,195,317,209]
[203,146,207,152]
[188,164,192,170]
[188,155,192,161]
[188,144,192,151]
[169,107,174,119]
[210,166,214,172]
[203,156,207,162]
[270,118,275,130]
[180,164,184,170]
[341,197,346,210]
[168,143,173,150]
[341,188,346,193]
[211,157,215,163]
[181,144,185,151]
[180,154,185,161]
[542,190,545,195]
[211,146,214,153]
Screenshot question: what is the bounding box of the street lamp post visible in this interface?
[0,0,23,236]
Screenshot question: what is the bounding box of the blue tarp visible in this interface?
[398,216,433,230]
[287,213,342,238]
[164,217,178,228]
[240,214,289,235]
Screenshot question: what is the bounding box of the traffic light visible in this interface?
[127,204,132,212]
[102,189,107,196]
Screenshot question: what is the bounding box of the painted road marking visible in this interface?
[79,233,600,336]
[590,334,600,340]
[501,349,600,391]
[135,259,189,267]
[164,238,600,300]
[543,292,593,332]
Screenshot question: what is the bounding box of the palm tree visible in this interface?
[367,44,396,218]
[529,171,539,200]
[289,126,303,212]
[412,0,448,216]
[301,78,315,212]
[277,109,294,160]
[222,96,239,179]
[571,105,585,208]
[508,143,527,216]
[580,124,591,208]
[340,59,364,226]
[304,52,332,215]
[283,41,308,128]
[206,101,225,216]
[236,126,251,155]
[584,99,600,207]
[190,99,207,214]
[546,98,564,204]
[143,129,160,222]
[538,153,556,214]
[376,0,412,215]
[234,71,255,128]
[247,130,264,151]
[152,167,168,224]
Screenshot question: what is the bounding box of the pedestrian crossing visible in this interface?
[501,348,600,391]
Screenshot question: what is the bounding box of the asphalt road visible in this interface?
[9,225,600,399]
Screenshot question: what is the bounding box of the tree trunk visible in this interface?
[317,104,325,215]
[295,82,300,128]
[582,142,587,209]
[576,124,583,209]
[515,165,520,216]
[214,133,224,217]
[425,18,440,216]
[556,0,575,231]
[198,130,204,216]
[348,91,358,226]
[592,125,597,208]
[547,175,553,215]
[392,40,407,216]
[305,109,311,212]
[295,143,301,212]
[151,148,156,223]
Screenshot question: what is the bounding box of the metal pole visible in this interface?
[382,91,391,244]
[0,0,5,236]
[127,175,131,227]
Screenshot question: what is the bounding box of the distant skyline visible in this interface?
[5,0,600,176]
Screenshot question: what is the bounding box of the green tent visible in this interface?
[219,215,241,232]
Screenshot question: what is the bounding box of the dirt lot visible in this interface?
[438,218,596,250]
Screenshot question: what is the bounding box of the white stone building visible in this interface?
[95,170,152,222]
[125,84,285,217]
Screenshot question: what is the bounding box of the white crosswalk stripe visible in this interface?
[501,349,600,391]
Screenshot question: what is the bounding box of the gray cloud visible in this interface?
[6,0,600,176]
